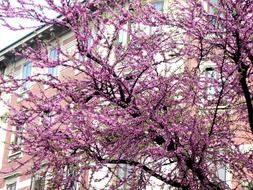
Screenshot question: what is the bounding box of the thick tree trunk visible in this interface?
[239,65,253,133]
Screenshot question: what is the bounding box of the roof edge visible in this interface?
[0,24,51,57]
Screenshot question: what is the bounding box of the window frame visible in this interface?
[117,163,132,189]
[149,0,164,34]
[151,0,164,12]
[48,47,59,77]
[9,125,23,159]
[205,66,216,99]
[31,173,46,190]
[118,24,129,45]
[6,182,16,190]
[63,165,80,190]
[217,165,227,182]
[21,62,32,90]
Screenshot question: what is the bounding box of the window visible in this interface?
[118,29,126,44]
[10,126,22,154]
[117,164,132,189]
[205,67,216,98]
[31,174,46,190]
[149,1,164,34]
[118,26,128,44]
[6,182,16,190]
[152,1,164,11]
[217,165,226,182]
[48,48,59,76]
[117,164,128,180]
[203,65,227,106]
[64,165,79,190]
[79,31,92,54]
[209,0,218,14]
[78,34,92,58]
[75,36,92,75]
[208,0,220,27]
[12,126,22,145]
[49,47,58,60]
[42,110,55,125]
[78,52,85,62]
[74,53,86,75]
[22,62,32,90]
[31,164,50,190]
[87,37,92,49]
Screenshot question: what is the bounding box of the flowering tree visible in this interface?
[0,0,252,189]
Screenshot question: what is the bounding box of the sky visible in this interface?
[0,0,36,51]
[0,28,32,51]
[0,0,58,51]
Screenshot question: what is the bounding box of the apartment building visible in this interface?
[0,1,165,189]
[0,24,75,189]
[0,14,127,190]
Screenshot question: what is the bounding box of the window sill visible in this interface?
[199,105,228,111]
[3,171,21,179]
[74,70,81,75]
[74,65,85,75]
[17,88,30,102]
[8,150,22,161]
[44,84,50,90]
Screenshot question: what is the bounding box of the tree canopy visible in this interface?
[0,0,252,189]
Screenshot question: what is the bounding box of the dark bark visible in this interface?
[239,65,253,133]
[105,159,190,189]
[234,31,253,133]
[185,158,222,190]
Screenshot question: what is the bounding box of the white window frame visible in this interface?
[21,62,32,91]
[31,173,46,190]
[4,173,19,190]
[8,125,23,159]
[31,162,52,190]
[205,66,216,100]
[6,182,16,190]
